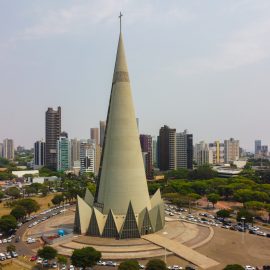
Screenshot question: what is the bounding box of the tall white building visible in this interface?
[3,139,14,160]
[224,138,239,163]
[194,141,213,166]
[176,130,193,169]
[209,141,225,164]
[80,140,95,175]
[0,143,3,158]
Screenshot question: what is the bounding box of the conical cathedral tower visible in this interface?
[74,18,164,239]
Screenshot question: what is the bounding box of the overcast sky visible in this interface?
[0,0,270,151]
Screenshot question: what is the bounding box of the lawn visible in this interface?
[0,193,61,217]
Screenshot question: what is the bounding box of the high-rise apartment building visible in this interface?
[90,128,99,146]
[99,121,106,147]
[80,140,95,175]
[70,138,81,167]
[158,125,176,171]
[152,137,157,166]
[176,130,193,170]
[0,143,3,158]
[194,141,213,166]
[3,139,14,160]
[255,140,262,155]
[140,134,153,179]
[34,140,45,168]
[224,138,239,163]
[57,133,71,172]
[261,145,268,157]
[45,107,61,170]
[209,141,225,164]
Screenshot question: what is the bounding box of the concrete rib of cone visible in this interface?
[95,32,151,215]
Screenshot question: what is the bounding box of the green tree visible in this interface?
[223,264,244,270]
[37,246,58,261]
[189,165,218,180]
[40,185,49,196]
[51,194,64,206]
[71,247,101,270]
[57,255,67,266]
[207,193,220,208]
[0,191,5,200]
[24,186,36,197]
[237,208,253,223]
[15,198,40,216]
[5,187,21,199]
[145,259,167,270]
[216,209,231,219]
[6,244,16,253]
[0,215,17,234]
[119,260,140,270]
[166,168,189,180]
[87,182,96,196]
[244,201,265,211]
[10,205,27,220]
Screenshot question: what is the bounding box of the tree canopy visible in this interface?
[119,260,140,270]
[37,246,58,261]
[145,259,167,270]
[71,247,101,269]
[0,215,17,234]
[223,264,244,270]
[10,205,27,220]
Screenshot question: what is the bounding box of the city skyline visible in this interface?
[1,1,270,150]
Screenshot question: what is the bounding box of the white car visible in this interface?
[245,266,255,270]
[97,261,106,266]
[37,257,43,264]
[69,265,75,270]
[168,266,183,270]
[2,239,7,243]
[169,213,174,216]
[27,237,36,244]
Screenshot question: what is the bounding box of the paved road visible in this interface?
[0,204,74,257]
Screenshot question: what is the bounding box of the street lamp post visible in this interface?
[241,217,246,244]
[162,231,168,264]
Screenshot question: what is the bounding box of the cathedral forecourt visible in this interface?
[74,13,164,239]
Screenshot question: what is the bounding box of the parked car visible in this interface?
[30,255,37,261]
[245,266,255,270]
[106,261,117,267]
[11,251,18,258]
[0,253,6,261]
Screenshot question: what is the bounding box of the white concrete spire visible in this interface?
[95,31,151,215]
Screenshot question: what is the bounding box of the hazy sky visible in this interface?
[0,0,270,151]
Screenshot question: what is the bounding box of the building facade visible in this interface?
[3,139,14,160]
[176,130,193,169]
[45,107,61,170]
[255,140,261,155]
[194,141,213,166]
[91,128,99,146]
[158,125,176,171]
[140,134,153,179]
[209,141,225,164]
[224,138,239,163]
[71,138,81,168]
[80,140,95,175]
[34,140,45,168]
[57,133,71,172]
[0,143,3,158]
